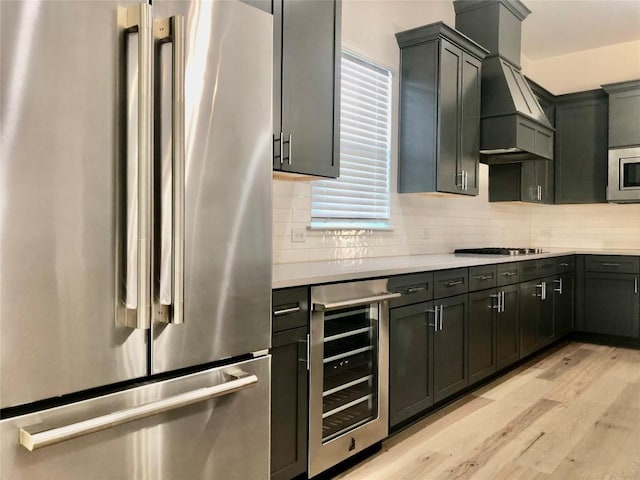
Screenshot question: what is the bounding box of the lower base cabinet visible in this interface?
[389,302,434,428]
[520,278,554,358]
[271,326,308,480]
[468,290,497,384]
[496,284,520,369]
[434,294,469,402]
[584,272,640,338]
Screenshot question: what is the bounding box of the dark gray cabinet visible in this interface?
[602,79,640,148]
[553,273,574,337]
[583,257,640,339]
[271,288,309,480]
[433,294,468,402]
[520,278,554,358]
[468,290,497,384]
[389,302,435,427]
[496,284,520,369]
[554,90,608,203]
[273,0,340,178]
[396,22,487,195]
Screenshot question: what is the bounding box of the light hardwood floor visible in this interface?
[337,341,640,480]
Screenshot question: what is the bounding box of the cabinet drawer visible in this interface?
[468,265,497,291]
[434,268,468,299]
[585,255,640,274]
[536,258,556,278]
[520,260,539,282]
[497,262,521,286]
[555,255,575,274]
[272,287,309,333]
[388,272,434,307]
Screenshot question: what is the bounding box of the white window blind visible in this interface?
[311,52,392,229]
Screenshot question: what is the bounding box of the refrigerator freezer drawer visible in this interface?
[0,356,270,479]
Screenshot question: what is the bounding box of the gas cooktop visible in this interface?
[454,247,546,256]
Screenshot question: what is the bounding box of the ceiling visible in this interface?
[521,0,640,60]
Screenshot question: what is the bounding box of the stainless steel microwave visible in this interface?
[608,146,640,203]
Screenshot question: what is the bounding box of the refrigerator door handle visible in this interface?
[122,3,153,330]
[156,15,186,325]
[18,369,258,452]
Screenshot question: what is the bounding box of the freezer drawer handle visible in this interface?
[313,292,401,311]
[18,370,258,452]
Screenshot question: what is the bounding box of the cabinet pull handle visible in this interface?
[273,306,301,316]
[405,286,427,294]
[463,171,468,191]
[288,133,292,165]
[439,305,443,330]
[560,262,570,267]
[601,262,620,267]
[554,278,563,294]
[536,282,547,300]
[500,291,505,313]
[501,271,516,277]
[279,132,284,165]
[490,293,500,310]
[456,171,464,190]
[475,275,493,281]
[427,307,438,331]
[635,277,638,294]
[445,279,464,287]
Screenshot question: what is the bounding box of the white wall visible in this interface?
[523,40,640,94]
[273,0,640,264]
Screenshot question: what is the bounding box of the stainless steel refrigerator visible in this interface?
[0,1,273,478]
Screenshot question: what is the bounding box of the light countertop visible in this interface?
[273,249,640,289]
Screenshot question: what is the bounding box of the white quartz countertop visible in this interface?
[272,249,640,289]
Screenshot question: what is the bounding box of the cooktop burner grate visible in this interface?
[454,247,545,256]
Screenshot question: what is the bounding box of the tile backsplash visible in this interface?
[273,165,640,264]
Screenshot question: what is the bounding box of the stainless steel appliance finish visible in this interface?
[454,247,545,256]
[607,146,640,203]
[1,1,272,478]
[309,280,399,477]
[0,357,270,479]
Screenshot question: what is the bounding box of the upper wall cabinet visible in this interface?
[554,90,608,204]
[396,22,488,196]
[273,0,341,179]
[602,79,640,148]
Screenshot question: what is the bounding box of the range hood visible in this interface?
[454,0,554,163]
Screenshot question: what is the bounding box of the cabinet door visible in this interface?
[553,274,574,337]
[497,284,520,369]
[538,278,555,346]
[520,161,539,203]
[584,272,640,338]
[277,0,339,177]
[555,94,608,203]
[459,52,481,196]
[608,88,640,148]
[271,327,308,480]
[389,302,434,428]
[434,294,468,402]
[520,280,539,358]
[468,290,496,384]
[437,39,463,194]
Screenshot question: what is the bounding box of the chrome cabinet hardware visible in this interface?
[457,171,464,190]
[406,286,427,294]
[500,291,505,313]
[475,275,493,281]
[313,292,401,311]
[288,133,292,165]
[427,307,439,331]
[536,282,547,300]
[439,305,443,331]
[560,262,570,267]
[501,271,517,277]
[635,277,638,294]
[445,279,464,288]
[273,306,301,316]
[490,293,500,310]
[554,278,563,294]
[601,262,620,267]
[19,370,258,451]
[278,132,284,165]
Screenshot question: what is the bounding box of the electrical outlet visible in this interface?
[540,227,552,238]
[291,227,307,243]
[421,227,430,240]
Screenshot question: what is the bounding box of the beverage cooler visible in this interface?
[308,280,400,477]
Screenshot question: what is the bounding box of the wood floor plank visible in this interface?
[337,343,640,480]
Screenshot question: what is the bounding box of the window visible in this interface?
[311,52,392,229]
